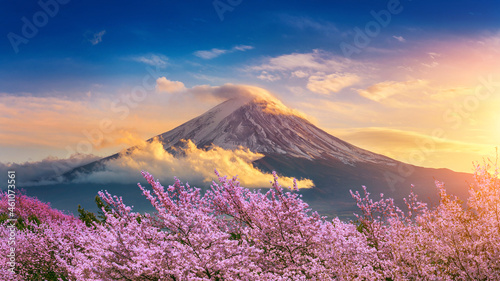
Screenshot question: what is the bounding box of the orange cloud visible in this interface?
[357,80,429,104]
[307,73,360,94]
[76,138,314,189]
[0,95,101,148]
[328,127,496,173]
[0,94,181,160]
[156,77,186,93]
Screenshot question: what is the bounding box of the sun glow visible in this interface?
[496,116,500,143]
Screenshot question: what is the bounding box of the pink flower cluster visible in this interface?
[1,163,500,280]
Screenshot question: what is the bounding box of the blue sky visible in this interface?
[2,0,498,94]
[1,0,500,173]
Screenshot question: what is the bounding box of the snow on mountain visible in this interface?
[155,95,397,166]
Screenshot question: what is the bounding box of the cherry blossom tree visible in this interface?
[1,161,499,280]
[0,192,86,280]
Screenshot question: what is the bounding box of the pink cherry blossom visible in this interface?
[1,162,499,280]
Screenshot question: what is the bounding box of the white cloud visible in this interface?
[392,35,406,42]
[194,45,254,59]
[152,81,311,120]
[307,73,360,95]
[76,138,314,189]
[132,54,168,68]
[233,45,254,51]
[292,70,309,78]
[156,79,272,102]
[257,71,281,81]
[0,154,100,186]
[194,48,228,59]
[89,30,106,45]
[156,77,186,93]
[251,50,349,72]
[248,50,362,87]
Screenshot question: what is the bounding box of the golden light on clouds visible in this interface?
[0,95,100,148]
[307,73,360,95]
[357,80,429,104]
[328,127,497,173]
[0,93,188,161]
[156,77,186,93]
[77,138,314,189]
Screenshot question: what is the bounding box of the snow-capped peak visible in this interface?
[155,93,396,166]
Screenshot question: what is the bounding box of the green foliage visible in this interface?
[0,211,41,231]
[355,220,366,234]
[229,232,242,240]
[77,204,98,228]
[23,269,69,281]
[95,195,112,221]
[77,195,112,228]
[0,213,8,224]
[14,214,41,231]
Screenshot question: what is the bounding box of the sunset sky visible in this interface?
[1,0,500,174]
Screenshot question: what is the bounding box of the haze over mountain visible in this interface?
[26,86,472,217]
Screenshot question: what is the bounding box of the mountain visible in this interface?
[57,94,472,217]
[156,97,396,166]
